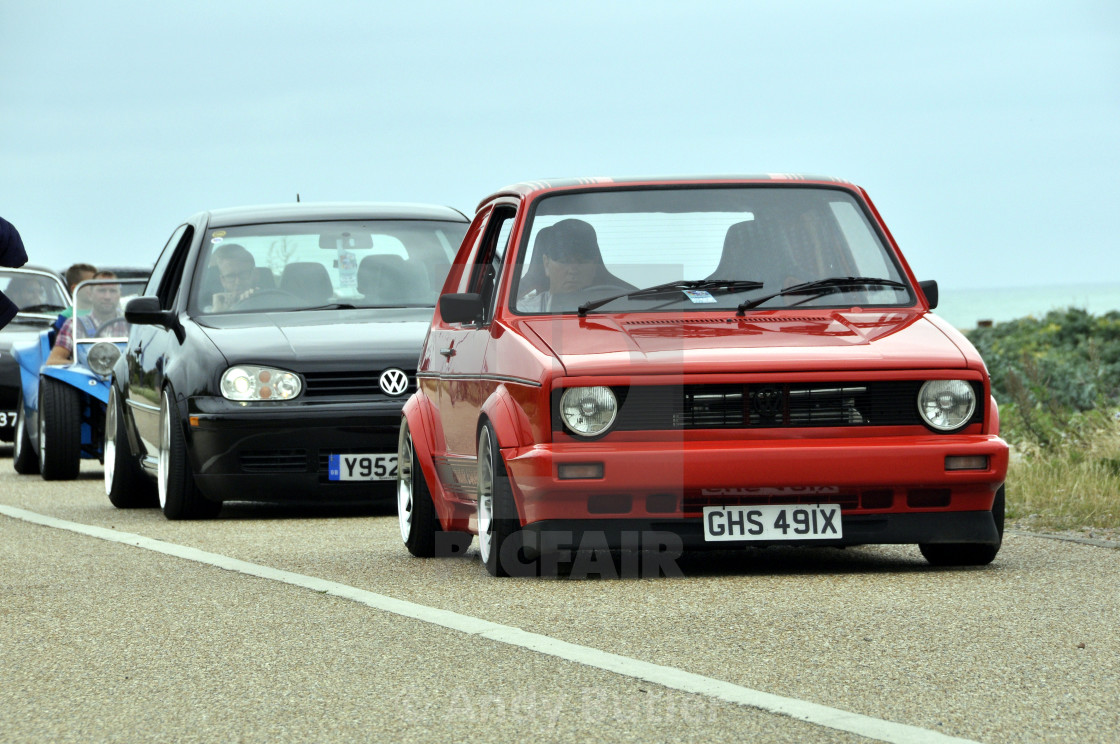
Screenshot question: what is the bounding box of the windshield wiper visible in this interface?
[17,303,66,314]
[736,277,909,315]
[301,302,359,311]
[577,279,764,316]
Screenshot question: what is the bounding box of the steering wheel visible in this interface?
[94,316,129,338]
[228,288,306,311]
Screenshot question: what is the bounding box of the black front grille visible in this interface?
[302,370,414,398]
[557,381,983,431]
[239,449,309,473]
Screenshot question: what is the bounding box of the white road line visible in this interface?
[1,504,982,744]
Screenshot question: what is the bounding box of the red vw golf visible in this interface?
[397,176,1008,576]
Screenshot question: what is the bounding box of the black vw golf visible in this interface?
[107,203,469,519]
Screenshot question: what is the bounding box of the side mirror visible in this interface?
[918,280,938,310]
[126,296,185,343]
[439,293,485,324]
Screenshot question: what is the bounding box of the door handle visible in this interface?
[439,347,456,358]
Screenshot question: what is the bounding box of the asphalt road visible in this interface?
[1,451,1117,744]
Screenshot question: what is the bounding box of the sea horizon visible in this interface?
[933,281,1120,331]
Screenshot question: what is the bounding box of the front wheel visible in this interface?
[158,388,220,520]
[12,392,39,474]
[919,486,1005,566]
[398,419,439,556]
[39,377,82,481]
[105,386,157,508]
[477,424,535,577]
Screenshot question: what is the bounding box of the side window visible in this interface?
[467,206,516,323]
[143,225,189,298]
[155,226,195,309]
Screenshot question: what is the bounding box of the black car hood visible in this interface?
[194,308,434,368]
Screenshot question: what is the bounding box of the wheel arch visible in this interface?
[477,386,531,525]
[402,393,459,530]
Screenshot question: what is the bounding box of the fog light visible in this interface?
[558,462,604,480]
[945,455,989,471]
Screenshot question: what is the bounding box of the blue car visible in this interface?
[11,277,148,481]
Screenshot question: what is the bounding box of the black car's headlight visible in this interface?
[917,380,976,432]
[87,342,121,377]
[559,386,618,436]
[221,365,302,401]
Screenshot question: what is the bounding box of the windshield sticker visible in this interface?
[213,230,227,237]
[682,290,717,304]
[211,237,224,244]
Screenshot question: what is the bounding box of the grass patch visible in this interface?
[1006,418,1120,531]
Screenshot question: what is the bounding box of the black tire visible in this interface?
[38,377,82,481]
[477,423,535,577]
[158,388,220,520]
[398,418,439,557]
[104,386,158,508]
[919,485,1005,566]
[12,392,39,474]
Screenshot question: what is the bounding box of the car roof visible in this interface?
[199,202,470,229]
[2,264,66,283]
[476,174,857,211]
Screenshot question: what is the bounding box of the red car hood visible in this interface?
[518,310,969,376]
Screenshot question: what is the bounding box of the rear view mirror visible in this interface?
[919,280,938,310]
[439,293,484,324]
[126,296,185,343]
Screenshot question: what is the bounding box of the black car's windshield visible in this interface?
[512,187,913,315]
[191,220,468,315]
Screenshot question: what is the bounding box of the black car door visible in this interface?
[127,223,194,461]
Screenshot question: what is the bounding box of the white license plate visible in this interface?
[702,504,842,541]
[328,454,398,481]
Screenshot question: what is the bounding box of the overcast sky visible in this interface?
[1,0,1116,290]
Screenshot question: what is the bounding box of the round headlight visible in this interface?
[221,365,302,401]
[559,386,618,437]
[918,380,976,432]
[87,342,121,377]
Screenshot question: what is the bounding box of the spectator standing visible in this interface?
[53,262,97,333]
[0,216,29,329]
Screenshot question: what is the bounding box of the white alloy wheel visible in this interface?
[157,392,171,509]
[476,428,495,566]
[37,399,47,466]
[13,405,25,460]
[103,388,118,495]
[397,425,415,542]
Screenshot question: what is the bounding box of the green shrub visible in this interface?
[967,308,1120,450]
[967,308,1120,530]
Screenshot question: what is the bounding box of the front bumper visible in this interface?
[522,511,1000,550]
[186,396,406,502]
[502,434,1008,542]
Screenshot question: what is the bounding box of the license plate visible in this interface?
[0,411,14,428]
[328,454,398,481]
[702,504,842,541]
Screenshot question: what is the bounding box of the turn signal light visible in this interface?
[945,455,989,471]
[558,462,604,480]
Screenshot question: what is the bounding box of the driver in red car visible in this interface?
[47,271,127,365]
[517,219,631,312]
